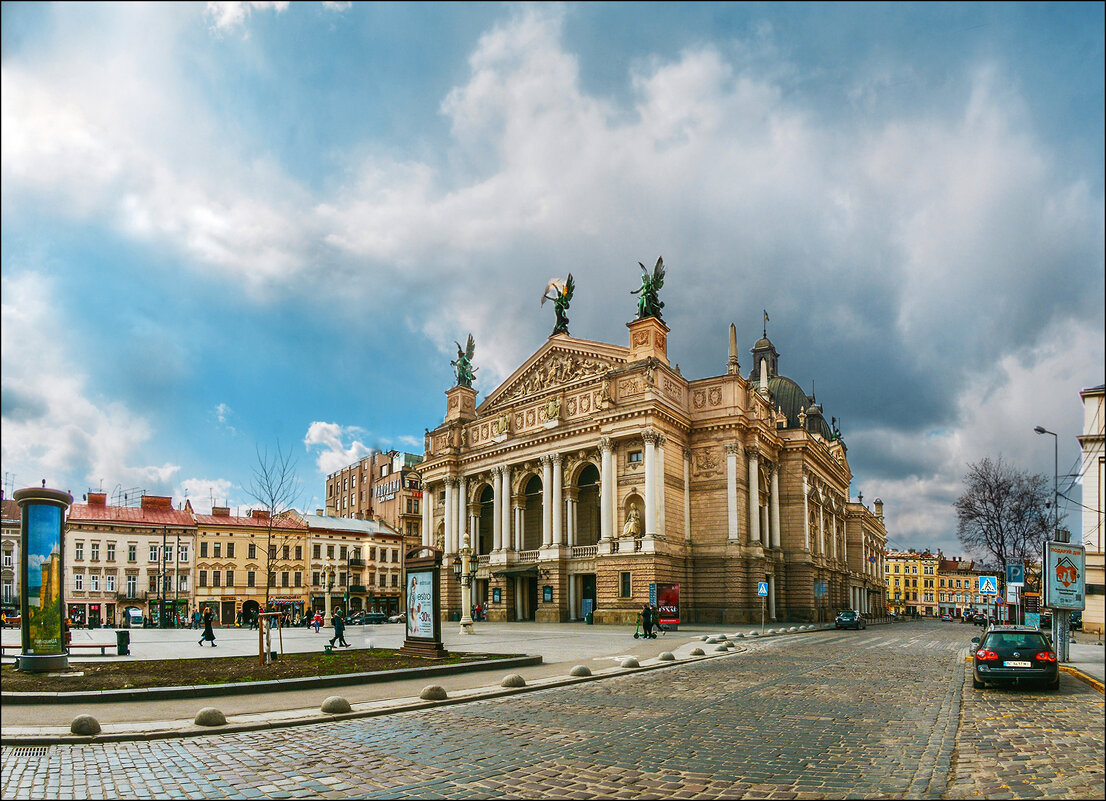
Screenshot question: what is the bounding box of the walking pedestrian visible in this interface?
[198,607,217,647]
[329,609,350,648]
[641,603,655,639]
[312,611,323,633]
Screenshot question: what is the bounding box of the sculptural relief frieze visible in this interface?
[693,447,722,476]
[500,352,613,403]
[619,377,644,396]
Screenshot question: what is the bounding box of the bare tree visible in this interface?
[955,456,1053,576]
[245,441,303,609]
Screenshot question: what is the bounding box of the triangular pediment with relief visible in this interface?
[477,334,629,414]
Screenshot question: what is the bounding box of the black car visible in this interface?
[971,625,1059,690]
[835,610,866,630]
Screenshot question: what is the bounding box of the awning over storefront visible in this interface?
[491,565,540,578]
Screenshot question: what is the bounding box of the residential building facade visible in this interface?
[418,313,888,625]
[65,493,195,627]
[1,492,19,613]
[937,556,993,618]
[324,451,423,551]
[885,550,940,617]
[1080,383,1104,636]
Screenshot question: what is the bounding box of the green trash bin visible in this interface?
[584,611,594,625]
[451,611,461,622]
[115,629,130,656]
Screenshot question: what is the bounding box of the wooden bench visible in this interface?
[2,643,115,655]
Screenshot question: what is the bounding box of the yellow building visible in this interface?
[193,507,309,625]
[885,550,939,617]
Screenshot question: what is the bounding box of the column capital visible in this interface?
[642,428,660,446]
[655,432,667,446]
[539,454,553,468]
[550,452,563,466]
[443,475,458,488]
[683,446,693,460]
[724,441,741,456]
[599,436,613,454]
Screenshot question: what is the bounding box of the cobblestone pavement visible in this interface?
[2,623,1102,799]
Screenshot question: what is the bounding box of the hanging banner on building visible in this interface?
[406,570,435,639]
[1042,542,1086,611]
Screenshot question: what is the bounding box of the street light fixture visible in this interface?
[454,535,475,634]
[1034,424,1069,663]
[1034,426,1059,539]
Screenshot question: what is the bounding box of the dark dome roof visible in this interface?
[767,375,812,428]
[753,337,775,351]
[803,403,834,440]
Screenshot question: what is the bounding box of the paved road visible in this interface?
[2,623,1102,799]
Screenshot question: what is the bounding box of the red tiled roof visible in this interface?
[67,504,194,527]
[1,499,19,523]
[193,514,303,530]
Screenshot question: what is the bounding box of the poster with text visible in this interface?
[406,570,435,639]
[1043,542,1085,610]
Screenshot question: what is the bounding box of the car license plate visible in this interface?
[1004,660,1032,668]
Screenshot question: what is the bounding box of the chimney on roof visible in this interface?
[316,509,324,516]
[251,509,270,521]
[212,506,230,517]
[141,495,172,511]
[87,492,107,507]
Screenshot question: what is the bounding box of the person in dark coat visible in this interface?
[198,607,217,647]
[329,609,350,648]
[641,603,654,638]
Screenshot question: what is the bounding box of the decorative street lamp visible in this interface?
[323,557,333,624]
[454,534,475,634]
[1035,424,1071,662]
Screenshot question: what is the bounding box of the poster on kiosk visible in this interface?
[649,583,680,630]
[1043,541,1086,611]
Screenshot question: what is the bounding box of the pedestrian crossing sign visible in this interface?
[758,582,769,596]
[978,575,998,595]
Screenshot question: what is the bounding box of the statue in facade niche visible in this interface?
[622,504,642,538]
[452,334,477,388]
[632,257,665,321]
[541,274,575,336]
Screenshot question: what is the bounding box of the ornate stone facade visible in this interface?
[419,318,887,625]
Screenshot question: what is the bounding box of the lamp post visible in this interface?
[454,534,475,634]
[323,557,332,624]
[1034,424,1069,661]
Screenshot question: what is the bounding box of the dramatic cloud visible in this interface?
[303,421,375,476]
[204,2,289,34]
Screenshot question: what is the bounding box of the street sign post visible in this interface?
[1043,541,1085,663]
[758,581,768,635]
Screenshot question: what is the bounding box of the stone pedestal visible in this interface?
[627,316,670,365]
[444,385,477,424]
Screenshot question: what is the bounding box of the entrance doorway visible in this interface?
[220,600,236,625]
[525,577,537,620]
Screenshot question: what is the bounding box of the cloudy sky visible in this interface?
[2,2,1103,557]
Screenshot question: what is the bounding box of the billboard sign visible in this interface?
[649,583,680,627]
[1043,541,1085,611]
[406,570,435,639]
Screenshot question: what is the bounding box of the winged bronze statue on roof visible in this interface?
[451,334,477,388]
[632,257,665,321]
[541,273,575,336]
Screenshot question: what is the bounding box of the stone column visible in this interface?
[457,475,468,555]
[802,472,810,551]
[683,447,692,543]
[818,499,825,555]
[725,443,740,541]
[422,481,432,548]
[770,465,781,549]
[643,430,658,538]
[768,573,776,620]
[552,453,564,546]
[443,477,456,555]
[514,497,525,551]
[656,434,666,537]
[492,467,502,552]
[568,575,577,620]
[541,455,553,547]
[469,505,480,555]
[501,465,512,551]
[565,487,578,547]
[748,449,761,544]
[599,437,613,541]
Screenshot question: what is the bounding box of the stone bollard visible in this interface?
[620,657,640,668]
[689,647,705,656]
[70,714,100,736]
[749,631,759,636]
[501,674,526,688]
[569,665,592,677]
[789,626,798,632]
[714,644,728,652]
[706,637,719,644]
[420,685,448,701]
[193,708,226,727]
[321,696,351,714]
[735,633,745,638]
[658,652,675,661]
[700,635,710,641]
[717,634,728,641]
[725,641,736,649]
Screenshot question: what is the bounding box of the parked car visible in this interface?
[360,611,386,625]
[971,625,1059,690]
[387,612,406,624]
[941,614,953,621]
[834,610,866,630]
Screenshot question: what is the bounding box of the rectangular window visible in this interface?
[339,571,347,586]
[379,574,386,587]
[391,574,398,587]
[619,571,631,597]
[247,571,255,588]
[200,541,208,558]
[312,571,320,586]
[294,571,302,587]
[225,570,234,588]
[2,551,11,569]
[213,543,221,558]
[126,575,136,598]
[283,545,290,560]
[199,570,207,588]
[628,450,643,463]
[2,581,11,603]
[268,571,276,587]
[75,573,84,591]
[149,576,157,592]
[90,574,100,592]
[91,542,100,561]
[368,572,375,586]
[179,575,188,592]
[269,546,276,560]
[128,544,137,562]
[149,545,159,562]
[281,572,289,588]
[313,544,321,559]
[226,542,234,558]
[75,543,84,561]
[106,542,115,561]
[106,574,116,592]
[327,545,334,559]
[295,546,302,560]
[179,545,188,562]
[248,543,257,559]
[392,549,399,563]
[370,547,376,561]
[212,570,221,587]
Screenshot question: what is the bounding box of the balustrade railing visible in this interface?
[518,550,540,562]
[570,545,597,558]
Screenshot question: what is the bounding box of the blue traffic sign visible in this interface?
[978,575,998,595]
[1006,563,1025,586]
[757,582,769,596]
